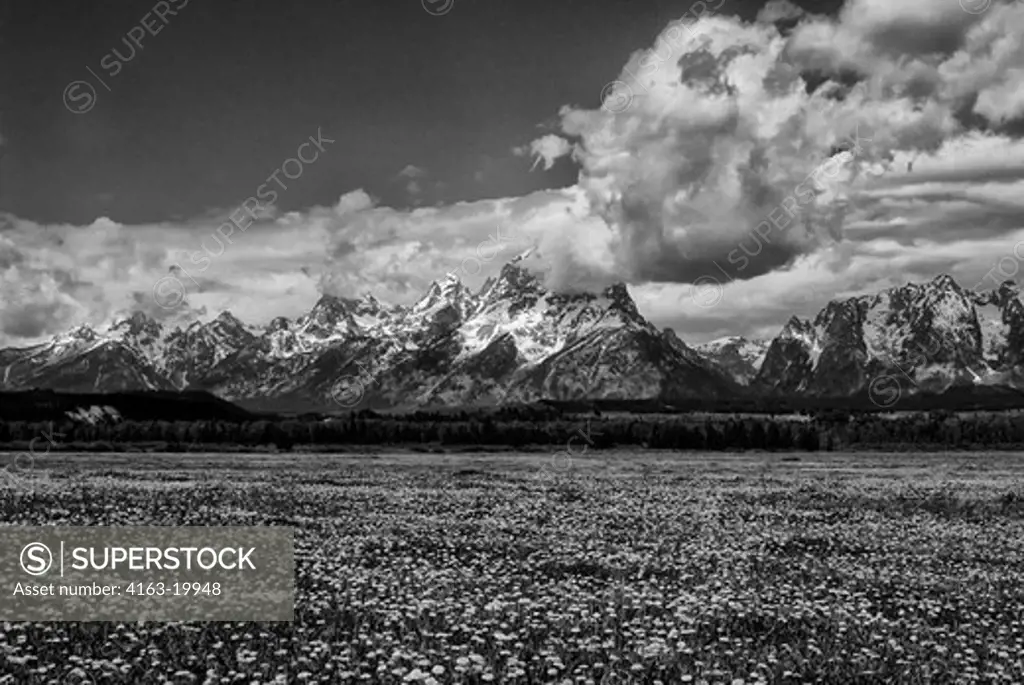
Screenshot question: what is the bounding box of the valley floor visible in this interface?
[2,450,1024,683]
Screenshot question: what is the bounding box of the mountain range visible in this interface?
[3,257,1022,412]
[0,254,730,412]
[749,274,1024,399]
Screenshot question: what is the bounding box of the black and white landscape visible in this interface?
[4,267,1024,411]
[3,0,1024,683]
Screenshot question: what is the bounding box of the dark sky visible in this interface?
[0,0,833,225]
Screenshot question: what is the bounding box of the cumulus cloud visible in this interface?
[316,190,558,299]
[522,0,1024,293]
[0,203,334,344]
[5,0,1024,348]
[667,128,1024,343]
[334,189,376,215]
[0,186,582,346]
[815,0,984,59]
[514,134,573,171]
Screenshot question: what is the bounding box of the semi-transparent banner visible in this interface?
[0,526,294,621]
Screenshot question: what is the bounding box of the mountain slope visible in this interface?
[755,275,1024,397]
[695,336,770,385]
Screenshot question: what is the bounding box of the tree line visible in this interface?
[2,409,1024,452]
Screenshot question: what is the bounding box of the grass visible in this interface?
[1,450,1023,683]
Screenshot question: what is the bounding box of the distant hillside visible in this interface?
[0,389,258,423]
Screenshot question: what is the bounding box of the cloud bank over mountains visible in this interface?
[3,0,1024,346]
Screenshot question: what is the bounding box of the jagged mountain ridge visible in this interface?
[755,275,1024,397]
[6,270,1022,408]
[0,255,737,409]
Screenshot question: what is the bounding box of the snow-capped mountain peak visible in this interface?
[296,295,360,340]
[478,258,545,310]
[409,272,478,328]
[756,274,1024,396]
[355,292,383,316]
[45,324,104,357]
[415,272,471,306]
[206,311,251,338]
[67,324,99,342]
[695,336,771,385]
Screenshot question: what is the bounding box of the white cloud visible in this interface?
[334,189,375,215]
[515,134,573,171]
[5,0,1024,348]
[0,187,578,344]
[522,0,1024,297]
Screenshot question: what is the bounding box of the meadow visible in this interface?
[1,449,1024,684]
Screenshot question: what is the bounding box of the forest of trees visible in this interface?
[3,408,1024,452]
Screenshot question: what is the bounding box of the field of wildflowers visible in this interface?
[1,450,1023,684]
